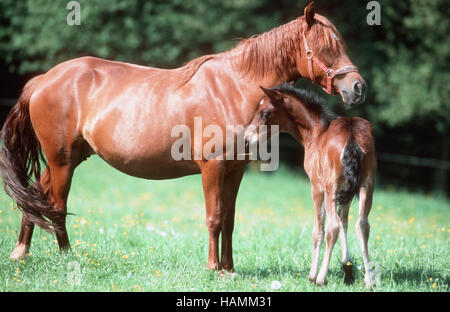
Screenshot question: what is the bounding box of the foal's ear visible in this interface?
[304,1,315,28]
[259,86,283,105]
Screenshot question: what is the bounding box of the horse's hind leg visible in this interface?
[46,162,75,251]
[10,166,51,260]
[339,203,354,284]
[10,216,35,260]
[316,191,341,286]
[308,185,325,283]
[10,161,74,258]
[356,183,375,287]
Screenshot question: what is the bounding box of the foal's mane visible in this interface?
[177,13,344,85]
[271,83,337,128]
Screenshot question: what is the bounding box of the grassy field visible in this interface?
[0,156,448,292]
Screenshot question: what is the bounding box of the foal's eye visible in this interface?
[260,110,271,120]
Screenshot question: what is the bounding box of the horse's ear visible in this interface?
[259,86,283,104]
[304,1,315,28]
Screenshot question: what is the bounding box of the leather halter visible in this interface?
[301,31,358,94]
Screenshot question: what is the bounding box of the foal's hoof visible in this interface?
[342,263,355,285]
[364,277,377,289]
[10,244,29,261]
[315,275,328,286]
[315,279,328,287]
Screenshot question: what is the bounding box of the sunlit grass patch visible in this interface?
[0,156,448,291]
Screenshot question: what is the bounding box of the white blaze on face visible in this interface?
[244,125,259,146]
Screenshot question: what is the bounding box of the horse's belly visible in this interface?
[85,128,200,179]
[98,152,200,180]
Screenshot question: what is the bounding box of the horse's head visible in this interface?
[295,2,366,107]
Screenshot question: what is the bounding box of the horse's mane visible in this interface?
[271,83,337,128]
[234,14,344,80]
[232,18,302,81]
[176,14,344,86]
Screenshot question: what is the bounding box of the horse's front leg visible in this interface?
[200,160,225,270]
[220,166,245,272]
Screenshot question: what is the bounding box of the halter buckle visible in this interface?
[305,50,313,60]
[326,68,334,77]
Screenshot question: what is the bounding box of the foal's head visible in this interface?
[245,83,335,146]
[296,2,366,106]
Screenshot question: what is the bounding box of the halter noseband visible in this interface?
[301,31,358,94]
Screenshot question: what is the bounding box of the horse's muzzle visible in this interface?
[340,79,367,107]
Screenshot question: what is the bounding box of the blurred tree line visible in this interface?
[0,0,448,194]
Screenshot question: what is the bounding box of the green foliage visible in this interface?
[0,0,448,156]
[0,0,291,71]
[368,0,450,132]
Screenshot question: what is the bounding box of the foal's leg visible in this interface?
[308,185,325,283]
[316,192,341,286]
[356,183,375,287]
[200,160,225,270]
[339,203,354,284]
[220,167,245,272]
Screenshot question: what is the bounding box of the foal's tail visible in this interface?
[0,75,63,233]
[336,134,363,207]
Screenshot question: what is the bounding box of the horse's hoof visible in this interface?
[10,244,29,261]
[218,269,237,278]
[59,246,72,255]
[206,263,220,271]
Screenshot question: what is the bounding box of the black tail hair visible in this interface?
[336,137,363,207]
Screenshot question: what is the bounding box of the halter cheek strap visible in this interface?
[302,32,358,94]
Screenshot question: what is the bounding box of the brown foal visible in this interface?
[245,83,376,287]
[1,3,366,273]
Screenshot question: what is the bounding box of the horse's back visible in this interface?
[26,56,202,179]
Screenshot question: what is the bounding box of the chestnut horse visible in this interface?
[1,2,366,273]
[245,83,376,287]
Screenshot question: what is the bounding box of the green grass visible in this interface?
[0,156,448,292]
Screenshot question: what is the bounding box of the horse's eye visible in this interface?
[332,32,339,41]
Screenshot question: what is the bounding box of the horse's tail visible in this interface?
[336,129,363,207]
[0,75,63,233]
